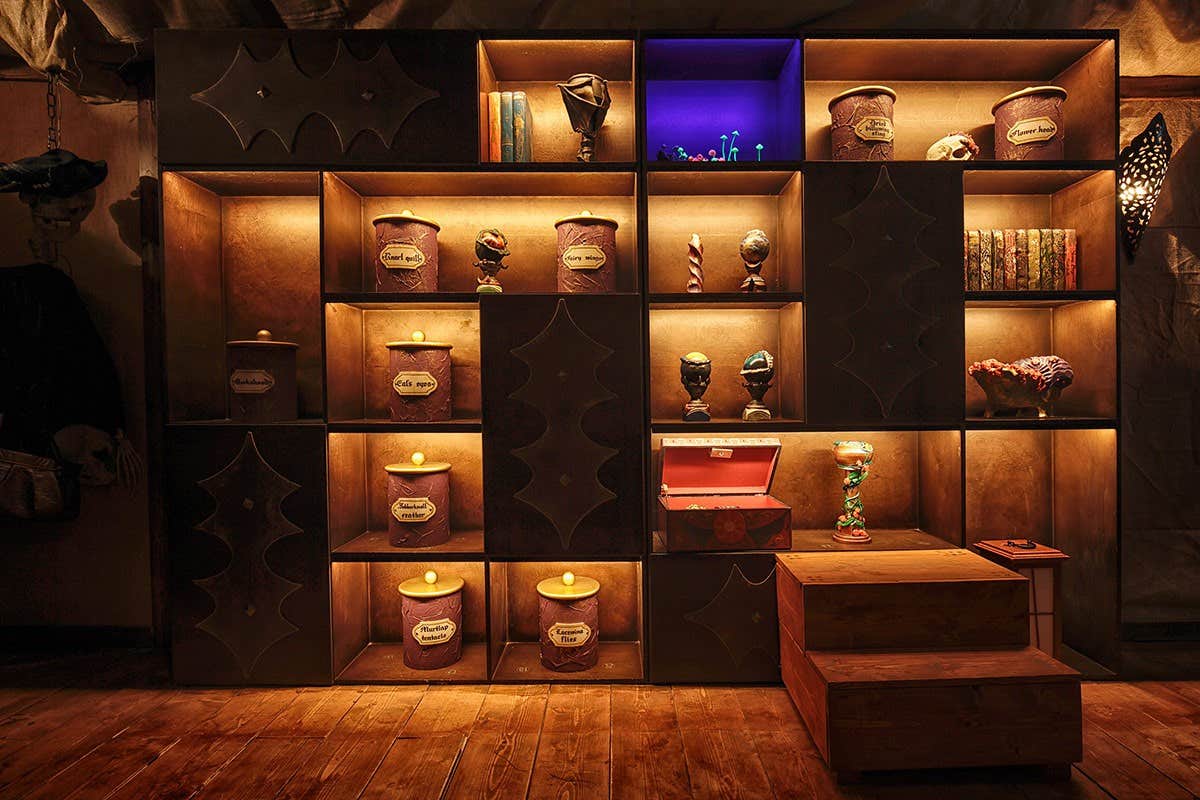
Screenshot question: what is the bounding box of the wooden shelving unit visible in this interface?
[156,29,1122,686]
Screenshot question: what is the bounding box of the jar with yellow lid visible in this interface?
[373,209,440,292]
[536,570,600,672]
[398,569,464,670]
[226,329,298,422]
[385,452,452,547]
[385,330,453,422]
[555,210,618,293]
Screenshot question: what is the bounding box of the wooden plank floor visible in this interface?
[0,650,1197,799]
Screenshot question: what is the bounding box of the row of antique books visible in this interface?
[486,91,533,162]
[964,228,1078,291]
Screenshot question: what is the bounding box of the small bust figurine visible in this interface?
[473,228,510,294]
[680,351,712,422]
[739,229,771,293]
[740,350,775,421]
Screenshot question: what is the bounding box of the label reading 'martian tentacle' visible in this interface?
[391,496,436,524]
[547,621,593,647]
[392,371,437,396]
[561,245,606,270]
[411,618,456,646]
[230,369,275,394]
[380,242,426,269]
[853,116,894,143]
[1006,116,1058,145]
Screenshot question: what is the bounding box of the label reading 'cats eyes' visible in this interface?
[392,371,437,397]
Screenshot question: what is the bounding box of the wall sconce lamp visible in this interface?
[1119,112,1172,259]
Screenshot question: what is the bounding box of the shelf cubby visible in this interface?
[325,302,480,425]
[963,169,1117,292]
[477,39,636,163]
[803,37,1116,162]
[646,170,802,294]
[327,431,484,557]
[162,170,323,422]
[322,170,639,294]
[965,300,1116,420]
[488,560,643,682]
[649,304,803,424]
[644,38,803,163]
[332,560,489,682]
[650,429,963,548]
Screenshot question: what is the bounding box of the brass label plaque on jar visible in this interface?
[547,621,593,647]
[411,618,457,646]
[852,116,894,143]
[392,371,438,397]
[391,497,436,523]
[561,245,607,270]
[380,242,426,270]
[1006,117,1058,145]
[229,369,275,394]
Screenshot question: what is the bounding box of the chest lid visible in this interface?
[660,437,782,497]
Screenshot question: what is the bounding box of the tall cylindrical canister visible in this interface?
[828,85,896,161]
[385,452,451,548]
[992,86,1067,161]
[536,571,600,672]
[373,209,440,292]
[226,329,298,422]
[386,331,453,422]
[555,210,618,293]
[398,569,464,670]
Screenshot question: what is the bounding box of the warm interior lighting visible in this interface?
[1118,112,1171,258]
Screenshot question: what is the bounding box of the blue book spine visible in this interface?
[500,92,514,163]
[512,91,530,162]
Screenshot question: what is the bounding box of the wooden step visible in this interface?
[781,629,1083,775]
[777,549,1029,651]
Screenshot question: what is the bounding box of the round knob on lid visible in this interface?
[562,571,575,586]
[401,209,415,217]
[411,452,426,466]
[579,210,592,217]
[411,330,426,342]
[256,329,273,341]
[424,570,438,585]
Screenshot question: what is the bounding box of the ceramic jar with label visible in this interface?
[385,331,453,422]
[555,210,618,293]
[536,571,600,672]
[398,569,464,670]
[384,452,451,548]
[373,209,440,292]
[828,85,896,161]
[992,86,1067,161]
[226,329,298,422]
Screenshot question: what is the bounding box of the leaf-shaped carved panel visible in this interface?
[156,30,476,165]
[481,296,645,556]
[804,163,964,424]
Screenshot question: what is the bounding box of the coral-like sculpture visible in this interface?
[969,355,1074,418]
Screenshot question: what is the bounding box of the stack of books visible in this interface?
[964,228,1077,291]
[487,91,533,162]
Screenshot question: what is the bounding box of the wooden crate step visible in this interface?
[777,549,1029,651]
[781,630,1083,774]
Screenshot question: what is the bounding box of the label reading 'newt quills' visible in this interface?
[852,116,894,143]
[547,621,593,648]
[380,242,426,270]
[561,245,606,271]
[392,371,438,397]
[411,618,457,646]
[391,497,436,524]
[1006,116,1058,146]
[230,369,275,394]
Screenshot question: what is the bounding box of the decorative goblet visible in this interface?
[740,350,774,421]
[832,440,874,544]
[680,352,712,422]
[473,228,509,294]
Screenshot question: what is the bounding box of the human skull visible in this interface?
[925,133,980,161]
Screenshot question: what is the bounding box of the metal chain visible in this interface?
[46,68,60,151]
